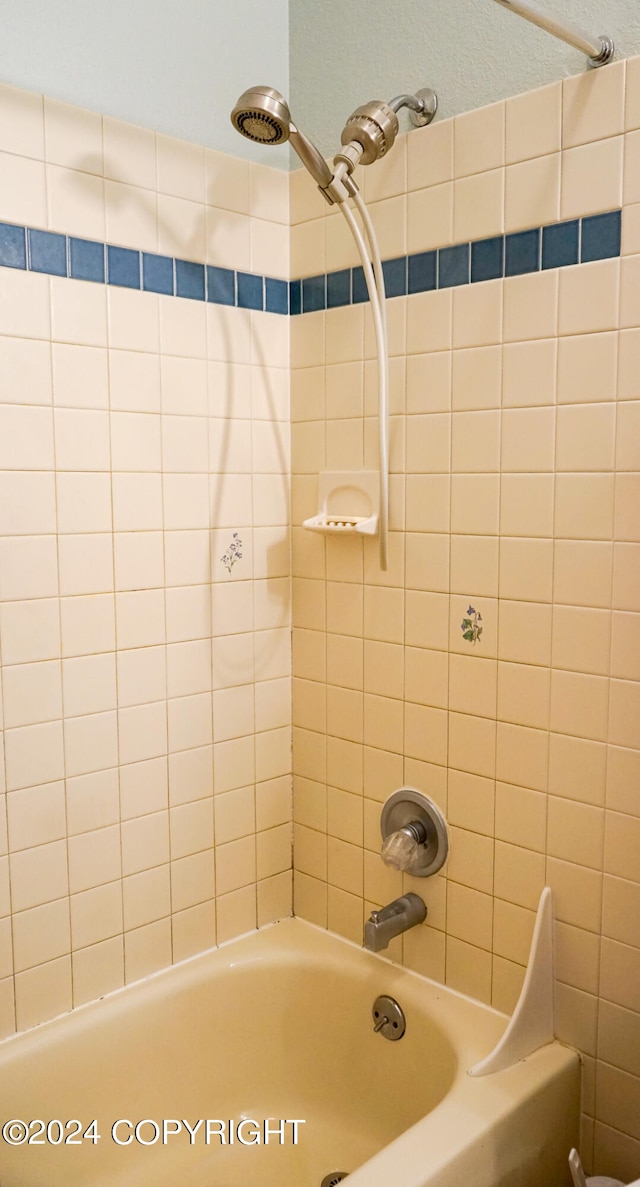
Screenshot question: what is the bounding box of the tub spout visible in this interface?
[363,893,427,952]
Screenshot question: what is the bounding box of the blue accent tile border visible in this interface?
[237,271,263,310]
[28,229,67,277]
[581,210,621,263]
[439,243,470,288]
[70,237,105,283]
[327,268,351,307]
[295,208,622,314]
[0,222,26,270]
[408,250,436,294]
[302,273,326,314]
[542,220,580,271]
[143,252,173,295]
[176,258,205,301]
[107,244,141,289]
[471,236,504,284]
[505,228,540,277]
[0,209,623,317]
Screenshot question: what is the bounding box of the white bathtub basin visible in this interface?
[0,917,579,1186]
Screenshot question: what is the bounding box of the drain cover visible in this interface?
[321,1175,348,1186]
[372,993,406,1040]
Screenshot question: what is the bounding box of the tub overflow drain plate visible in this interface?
[321,1175,349,1186]
[372,993,406,1040]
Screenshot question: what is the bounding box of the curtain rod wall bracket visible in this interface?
[490,0,614,67]
[588,34,615,67]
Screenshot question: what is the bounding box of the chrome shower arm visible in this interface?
[388,93,423,113]
[388,89,438,126]
[489,0,614,66]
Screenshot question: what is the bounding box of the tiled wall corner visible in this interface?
[1,47,639,1183]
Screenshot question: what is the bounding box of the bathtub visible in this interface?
[0,917,579,1187]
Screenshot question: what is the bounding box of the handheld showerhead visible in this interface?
[230,80,437,574]
[230,85,335,195]
[230,86,292,146]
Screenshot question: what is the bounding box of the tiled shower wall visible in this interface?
[0,50,639,1184]
[0,86,292,1034]
[290,58,640,1178]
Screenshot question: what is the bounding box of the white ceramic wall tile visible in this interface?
[206,148,250,214]
[7,782,66,851]
[505,154,560,232]
[454,169,504,241]
[0,83,44,160]
[111,474,163,532]
[0,536,58,602]
[505,81,561,164]
[59,595,116,658]
[0,270,50,341]
[0,151,47,227]
[62,654,117,717]
[103,116,157,189]
[251,218,289,279]
[44,97,103,172]
[558,260,620,337]
[56,473,112,534]
[3,661,62,728]
[0,337,52,407]
[52,344,109,410]
[110,350,160,413]
[0,472,56,536]
[407,183,453,254]
[14,955,71,1030]
[0,600,61,666]
[54,408,110,471]
[9,839,68,911]
[156,133,205,203]
[47,165,105,240]
[123,865,170,931]
[13,898,71,973]
[561,136,623,220]
[58,534,114,597]
[64,712,118,779]
[408,120,453,191]
[454,100,505,177]
[66,768,119,836]
[51,277,107,349]
[250,162,289,223]
[0,404,54,470]
[105,179,158,253]
[562,61,626,149]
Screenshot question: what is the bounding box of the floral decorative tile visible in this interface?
[461,604,483,646]
[220,532,243,574]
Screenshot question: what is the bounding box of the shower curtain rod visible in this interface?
[489,0,614,66]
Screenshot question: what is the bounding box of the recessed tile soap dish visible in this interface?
[303,471,379,536]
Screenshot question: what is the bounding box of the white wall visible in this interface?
[0,0,289,165]
[4,0,639,171]
[290,0,640,157]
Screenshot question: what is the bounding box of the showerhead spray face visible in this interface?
[230,85,336,196]
[230,86,292,145]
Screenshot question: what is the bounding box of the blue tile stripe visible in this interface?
[298,209,621,313]
[0,209,622,317]
[0,221,289,314]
